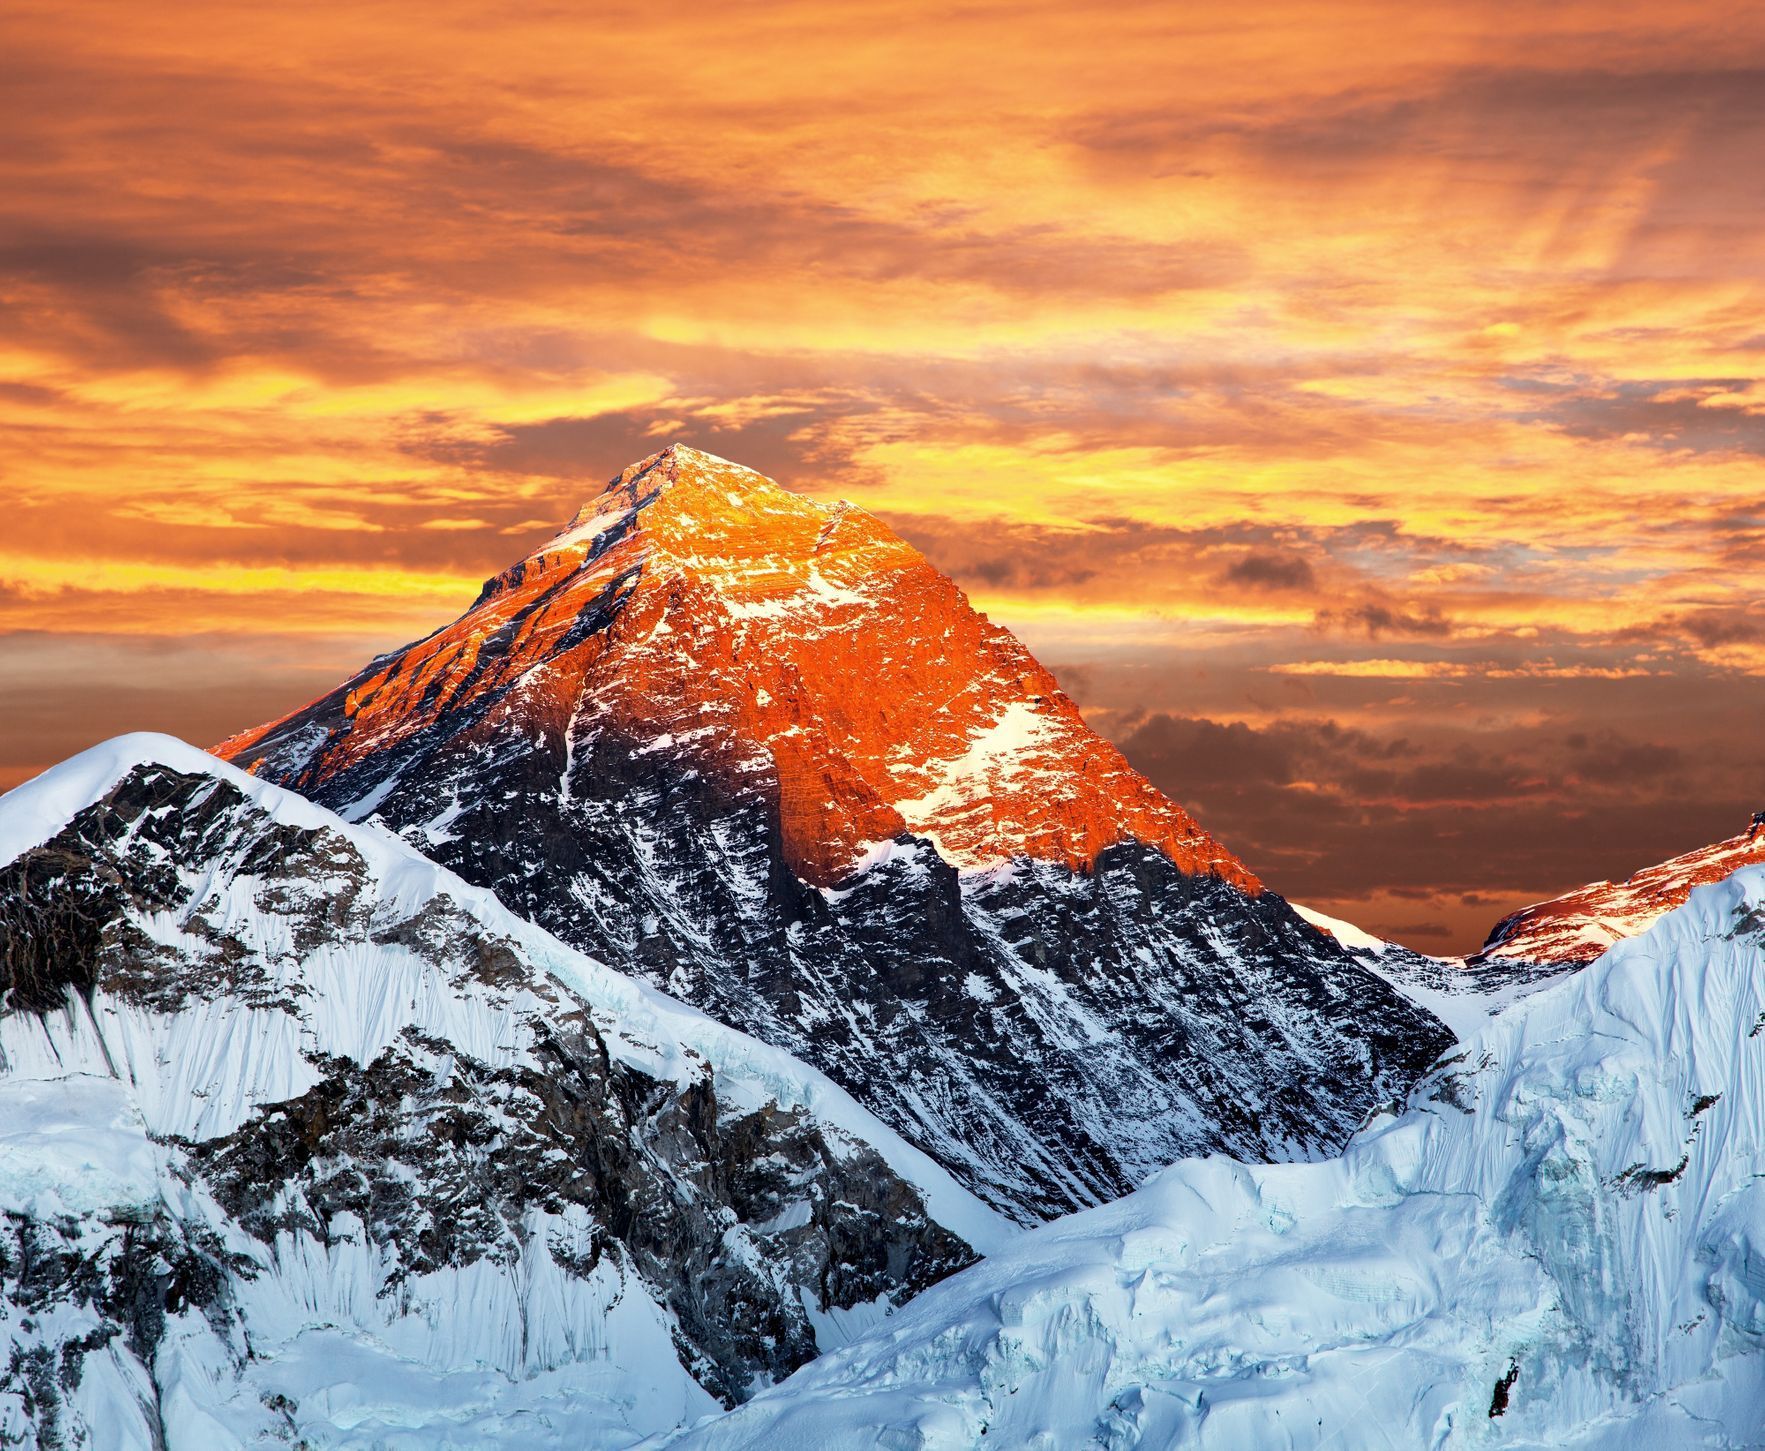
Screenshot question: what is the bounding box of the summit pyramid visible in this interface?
[221,445,1452,1221]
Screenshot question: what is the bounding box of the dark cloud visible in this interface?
[1618,607,1765,650]
[1070,65,1765,182]
[0,631,359,789]
[1315,601,1456,639]
[0,103,1253,385]
[1103,698,1761,951]
[1222,550,1316,591]
[0,228,225,371]
[1384,920,1454,941]
[888,518,1105,592]
[890,515,1367,602]
[1511,377,1765,456]
[428,403,871,495]
[412,132,1251,300]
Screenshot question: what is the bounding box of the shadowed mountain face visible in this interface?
[1474,810,1765,974]
[220,444,1453,1222]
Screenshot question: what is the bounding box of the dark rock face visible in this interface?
[0,848,131,1014]
[0,764,976,1443]
[240,706,1454,1222]
[184,1035,968,1405]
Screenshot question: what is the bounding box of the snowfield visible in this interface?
[668,866,1765,1449]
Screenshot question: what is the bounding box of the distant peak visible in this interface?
[226,443,1260,895]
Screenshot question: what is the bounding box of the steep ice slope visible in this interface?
[670,866,1765,1449]
[0,735,1007,1450]
[219,444,1452,1222]
[1475,810,1765,974]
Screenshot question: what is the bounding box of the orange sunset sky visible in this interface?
[3,0,1763,949]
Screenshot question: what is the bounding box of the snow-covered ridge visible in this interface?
[1293,902,1568,1041]
[1291,901,1390,954]
[0,732,1003,1253]
[1475,809,1765,973]
[669,864,1765,1448]
[0,734,1010,1447]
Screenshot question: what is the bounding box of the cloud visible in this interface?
[1514,378,1765,456]
[1315,601,1456,639]
[3,0,1764,954]
[1106,701,1752,950]
[1222,550,1316,591]
[425,400,873,493]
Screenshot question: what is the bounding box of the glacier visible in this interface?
[0,734,1010,1449]
[667,864,1765,1448]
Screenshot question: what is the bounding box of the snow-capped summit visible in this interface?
[1473,807,1765,973]
[225,443,1252,889]
[668,861,1765,1449]
[218,445,1452,1222]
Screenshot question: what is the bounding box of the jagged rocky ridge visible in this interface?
[220,444,1454,1223]
[0,736,1007,1449]
[668,863,1765,1450]
[1473,809,1765,976]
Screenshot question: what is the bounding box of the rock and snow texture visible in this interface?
[1475,810,1765,975]
[1294,904,1561,1041]
[218,443,1453,1223]
[0,735,1006,1450]
[667,862,1765,1449]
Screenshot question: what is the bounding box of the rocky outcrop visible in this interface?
[220,445,1454,1222]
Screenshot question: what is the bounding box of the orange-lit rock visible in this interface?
[1474,810,1765,970]
[222,444,1257,893]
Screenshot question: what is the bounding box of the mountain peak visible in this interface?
[216,447,1457,1226]
[593,441,772,513]
[223,448,1257,892]
[532,443,786,563]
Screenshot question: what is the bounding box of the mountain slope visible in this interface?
[219,444,1453,1223]
[1474,809,1765,973]
[0,735,1008,1449]
[1293,904,1564,1040]
[668,862,1765,1450]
